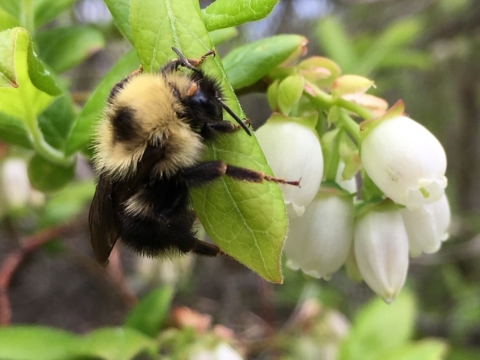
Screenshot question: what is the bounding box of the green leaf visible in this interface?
[68,327,157,360]
[0,28,60,124]
[125,286,174,337]
[38,94,77,151]
[130,0,287,283]
[0,111,31,147]
[65,49,139,155]
[35,26,105,73]
[339,291,416,360]
[104,0,133,44]
[383,339,448,360]
[223,34,307,90]
[0,326,76,360]
[0,27,19,87]
[209,27,238,46]
[28,153,76,192]
[33,0,77,28]
[202,0,278,31]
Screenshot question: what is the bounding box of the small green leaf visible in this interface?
[33,0,77,28]
[130,0,288,283]
[223,34,308,90]
[28,153,75,192]
[0,27,58,123]
[68,327,157,360]
[0,326,76,360]
[38,94,77,151]
[104,0,133,43]
[209,27,238,46]
[65,49,139,155]
[125,286,174,337]
[339,291,416,360]
[202,0,278,31]
[267,79,279,111]
[35,26,105,73]
[0,111,31,147]
[277,75,304,115]
[0,27,18,87]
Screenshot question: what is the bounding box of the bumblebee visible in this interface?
[89,47,298,265]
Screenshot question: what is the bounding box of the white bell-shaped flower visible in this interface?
[354,208,409,303]
[361,116,447,210]
[285,191,354,279]
[401,194,451,257]
[256,117,323,217]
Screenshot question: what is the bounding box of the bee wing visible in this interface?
[89,173,119,265]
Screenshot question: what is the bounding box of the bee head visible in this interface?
[183,81,223,121]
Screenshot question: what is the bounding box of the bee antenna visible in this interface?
[171,47,199,72]
[218,99,252,136]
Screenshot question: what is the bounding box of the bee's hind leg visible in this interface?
[179,161,301,187]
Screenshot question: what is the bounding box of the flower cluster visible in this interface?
[257,58,450,302]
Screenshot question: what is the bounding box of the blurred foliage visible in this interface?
[0,0,479,359]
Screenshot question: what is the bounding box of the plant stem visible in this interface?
[304,80,375,120]
[325,128,344,182]
[337,110,361,143]
[27,123,74,167]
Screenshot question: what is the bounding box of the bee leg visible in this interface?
[162,47,215,75]
[171,47,215,69]
[179,161,228,186]
[108,66,143,102]
[191,240,221,257]
[225,165,302,187]
[180,161,301,187]
[201,121,238,139]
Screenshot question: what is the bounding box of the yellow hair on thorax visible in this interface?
[94,73,204,180]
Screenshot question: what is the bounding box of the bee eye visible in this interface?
[189,90,222,120]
